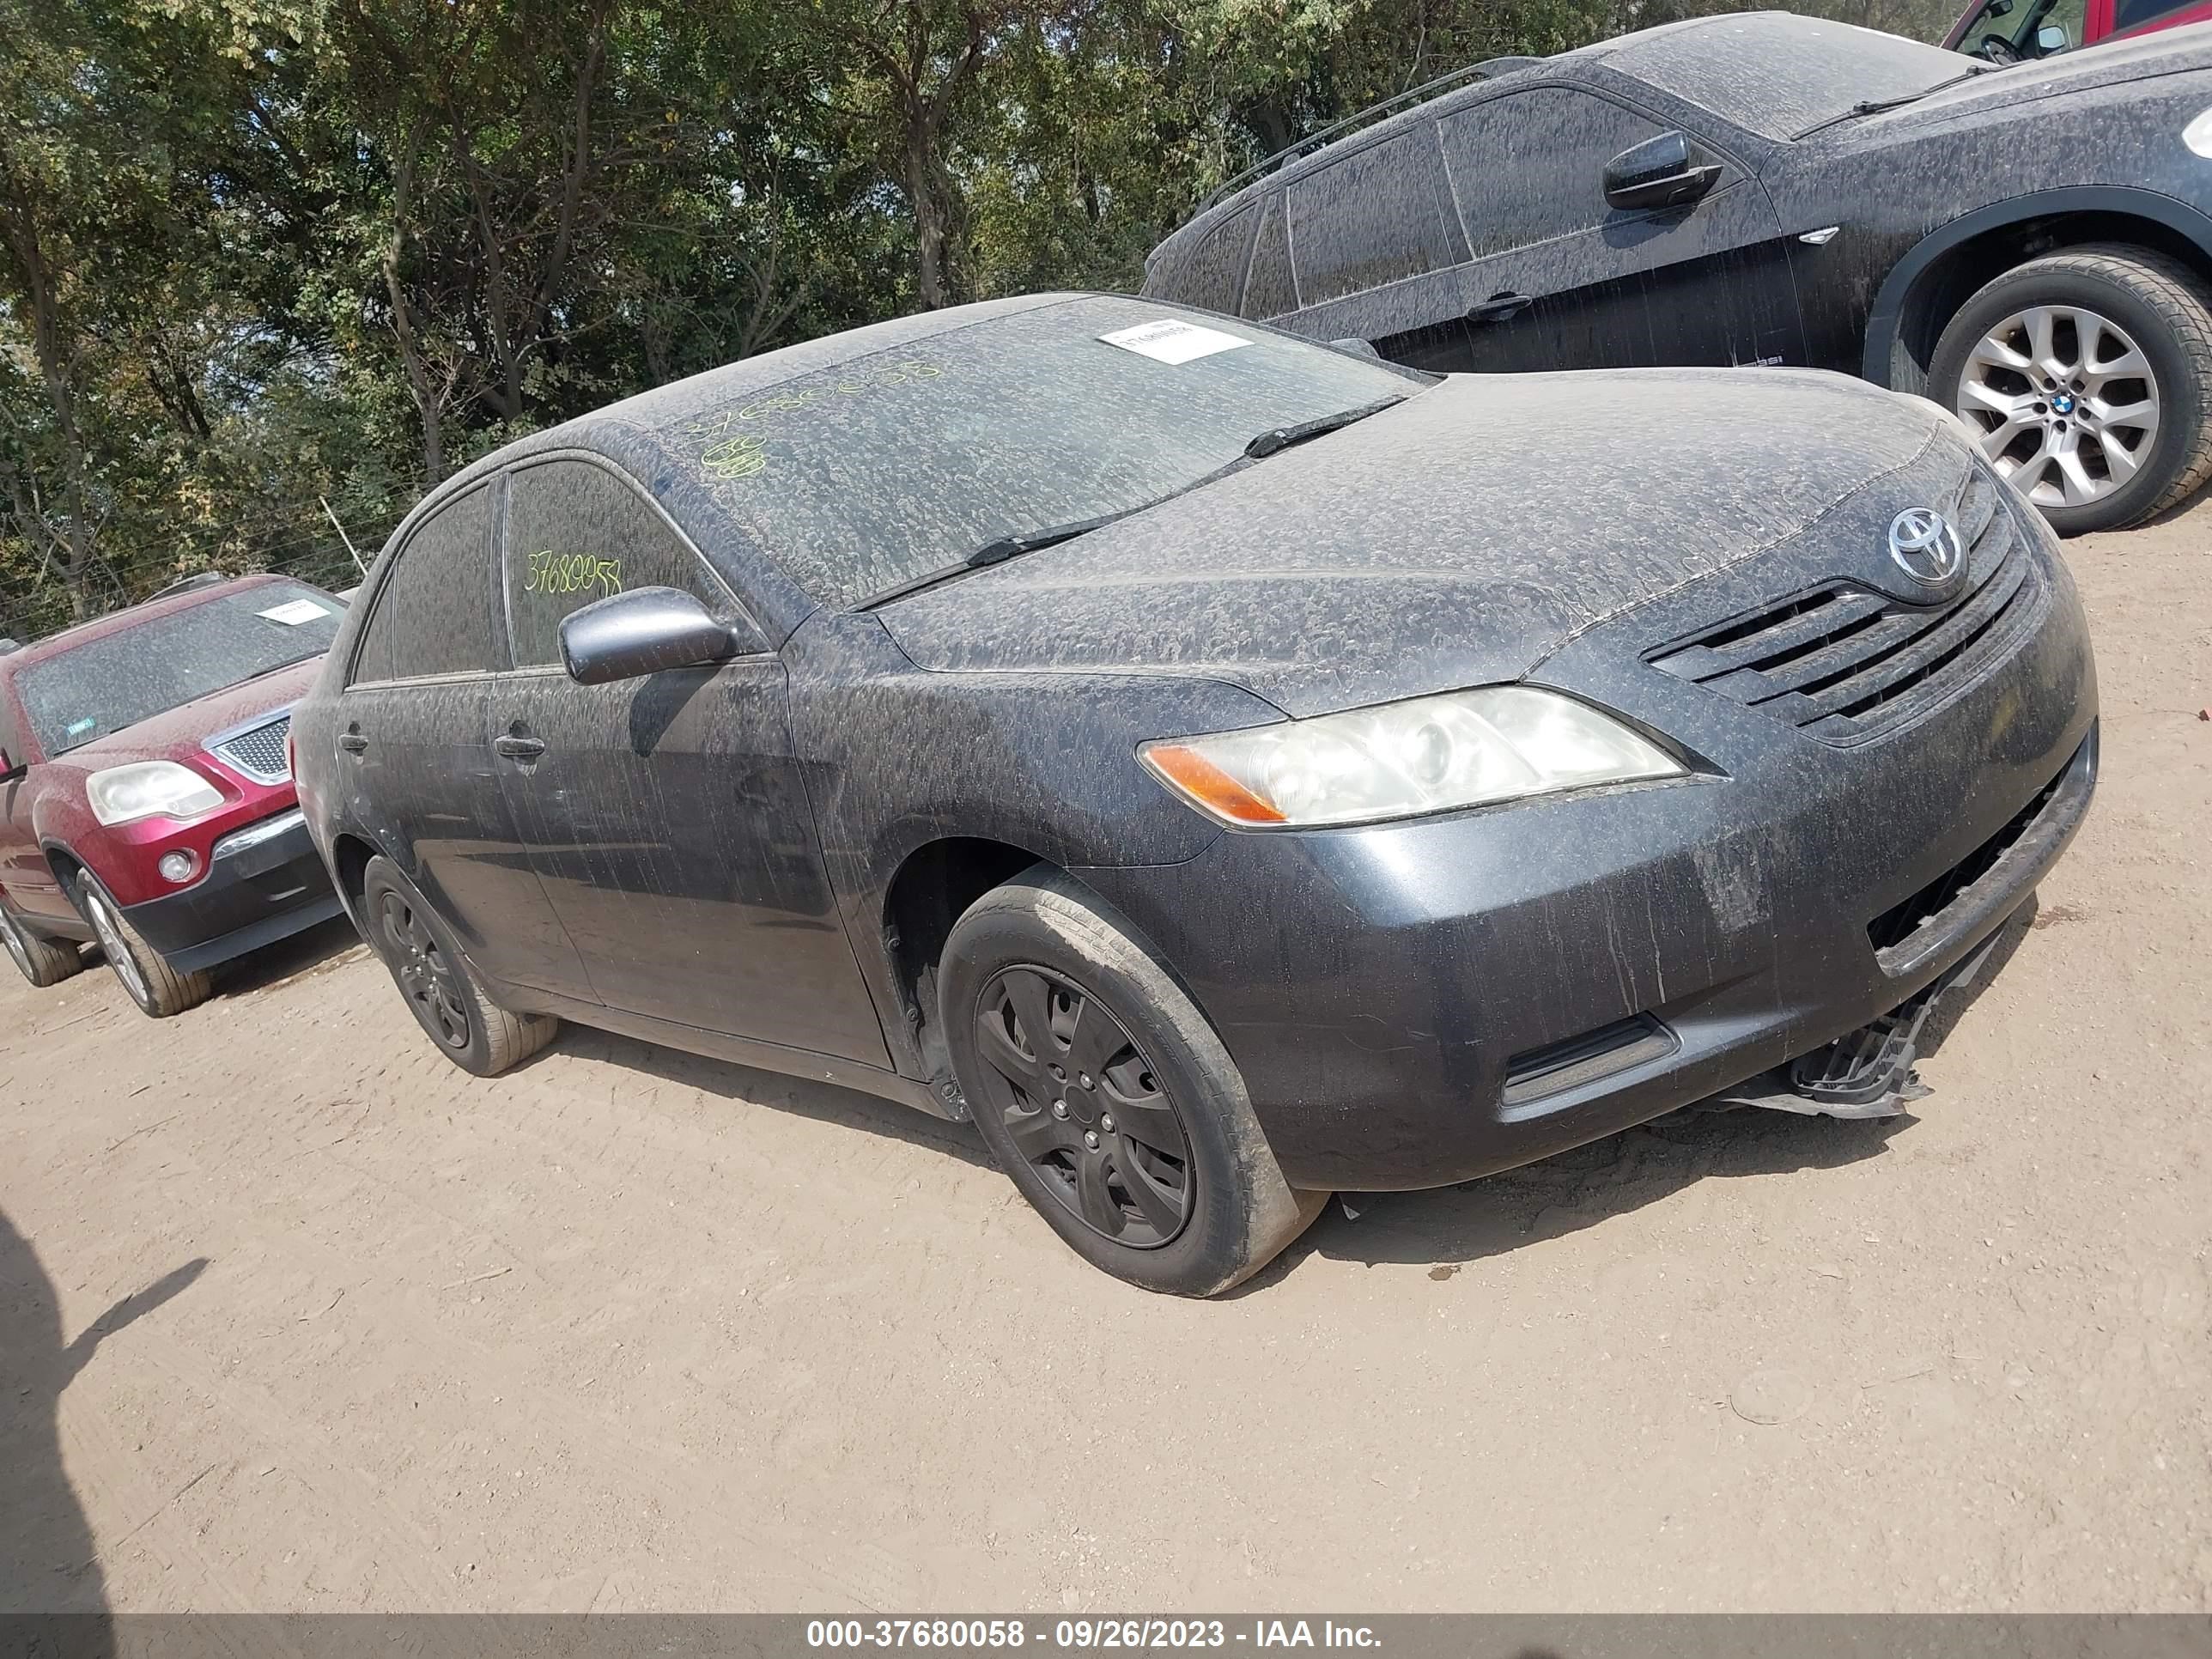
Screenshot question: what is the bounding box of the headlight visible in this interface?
[1139,686,1686,829]
[86,761,224,826]
[2185,106,2212,158]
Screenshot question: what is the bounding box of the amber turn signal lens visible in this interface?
[1139,742,1287,825]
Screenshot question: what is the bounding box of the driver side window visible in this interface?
[501,456,738,669]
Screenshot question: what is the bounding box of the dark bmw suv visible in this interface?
[1142,10,2212,534]
[295,294,2094,1295]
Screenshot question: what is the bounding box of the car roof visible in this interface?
[0,573,295,680]
[419,293,1085,506]
[1148,10,1912,269]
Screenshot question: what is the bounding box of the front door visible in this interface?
[488,453,889,1066]
[1417,85,1805,374]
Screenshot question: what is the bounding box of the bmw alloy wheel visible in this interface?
[970,965,1194,1248]
[1954,303,2160,509]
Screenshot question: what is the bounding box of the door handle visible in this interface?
[337,732,368,755]
[493,735,546,762]
[1466,291,1534,324]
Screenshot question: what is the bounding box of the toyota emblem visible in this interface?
[1887,507,1964,592]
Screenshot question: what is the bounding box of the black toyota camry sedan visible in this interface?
[1141,10,2212,534]
[294,294,2097,1294]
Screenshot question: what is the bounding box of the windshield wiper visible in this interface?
[854,516,1119,609]
[1791,65,1992,139]
[1243,395,1404,459]
[853,394,1408,609]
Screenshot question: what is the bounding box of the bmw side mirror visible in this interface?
[1602,131,1723,212]
[558,587,758,685]
[2035,21,2069,51]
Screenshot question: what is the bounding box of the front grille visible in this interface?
[1648,470,2042,745]
[1867,752,2073,962]
[210,714,292,784]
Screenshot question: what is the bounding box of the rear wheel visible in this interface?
[1930,245,2212,534]
[78,874,210,1018]
[362,854,556,1076]
[1,905,83,988]
[940,867,1327,1296]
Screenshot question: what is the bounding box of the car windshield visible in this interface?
[651,295,1431,610]
[1618,15,1973,142]
[15,581,343,756]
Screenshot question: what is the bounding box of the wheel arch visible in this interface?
[326,829,379,925]
[40,840,86,901]
[1864,187,2212,392]
[880,836,1054,1097]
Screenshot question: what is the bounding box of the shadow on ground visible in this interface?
[0,1203,206,1645]
[551,1024,995,1172]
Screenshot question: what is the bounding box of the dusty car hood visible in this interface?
[873,368,1960,718]
[1852,31,2212,135]
[47,655,324,769]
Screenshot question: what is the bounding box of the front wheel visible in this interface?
[362,855,556,1076]
[78,873,210,1018]
[1,905,83,988]
[940,867,1328,1296]
[1930,244,2212,534]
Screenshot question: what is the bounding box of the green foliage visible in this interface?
[0,0,1962,637]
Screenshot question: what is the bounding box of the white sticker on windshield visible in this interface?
[258,599,331,626]
[1099,319,1253,365]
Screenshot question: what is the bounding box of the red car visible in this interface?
[1947,0,2210,60]
[0,574,347,1017]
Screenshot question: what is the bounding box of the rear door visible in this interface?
[336,481,583,989]
[1276,125,1477,371]
[487,453,888,1064]
[1427,85,1804,374]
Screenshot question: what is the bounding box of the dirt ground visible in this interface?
[2,501,2207,1618]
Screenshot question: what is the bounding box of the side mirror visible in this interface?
[1602,131,1724,212]
[1328,337,1382,361]
[2035,21,2069,50]
[559,587,755,685]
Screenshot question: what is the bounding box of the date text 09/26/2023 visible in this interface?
[805,1621,1382,1650]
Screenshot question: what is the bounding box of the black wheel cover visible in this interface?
[971,965,1194,1249]
[376,889,474,1051]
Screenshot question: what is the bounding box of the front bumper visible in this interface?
[120,807,344,973]
[1076,528,2098,1192]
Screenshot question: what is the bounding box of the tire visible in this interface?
[77,873,211,1018]
[362,854,556,1076]
[1,904,83,988]
[1929,244,2212,534]
[939,866,1328,1296]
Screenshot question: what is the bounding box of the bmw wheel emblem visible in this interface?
[1887,507,1964,592]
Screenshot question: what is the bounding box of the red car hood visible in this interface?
[54,655,325,769]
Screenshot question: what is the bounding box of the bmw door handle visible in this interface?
[337,731,368,756]
[1466,291,1534,324]
[494,734,546,762]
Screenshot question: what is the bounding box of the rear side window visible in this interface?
[1286,129,1463,306]
[351,485,496,684]
[1439,88,1677,258]
[501,457,731,668]
[1242,198,1297,319]
[1167,205,1258,313]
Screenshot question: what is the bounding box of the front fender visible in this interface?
[1862,185,2212,386]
